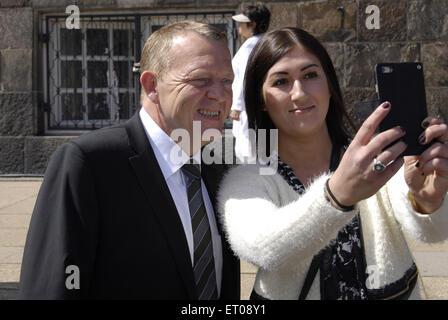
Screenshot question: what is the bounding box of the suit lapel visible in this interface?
[125,112,197,299]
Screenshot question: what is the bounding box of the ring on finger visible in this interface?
[373,157,387,172]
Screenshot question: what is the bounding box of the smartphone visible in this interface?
[375,62,429,156]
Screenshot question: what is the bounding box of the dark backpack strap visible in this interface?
[298,252,323,300]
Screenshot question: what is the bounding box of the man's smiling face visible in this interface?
[155,31,234,145]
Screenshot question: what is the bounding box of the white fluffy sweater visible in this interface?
[217,164,448,300]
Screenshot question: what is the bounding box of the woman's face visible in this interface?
[262,45,331,139]
[238,22,255,39]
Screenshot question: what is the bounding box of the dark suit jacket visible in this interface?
[18,112,240,299]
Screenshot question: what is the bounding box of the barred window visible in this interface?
[43,11,235,132]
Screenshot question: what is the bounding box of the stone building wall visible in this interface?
[0,0,447,174]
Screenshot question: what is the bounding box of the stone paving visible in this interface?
[1,178,447,300]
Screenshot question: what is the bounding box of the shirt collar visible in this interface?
[139,108,201,179]
[246,34,261,43]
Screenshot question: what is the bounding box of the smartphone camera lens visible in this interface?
[381,66,393,73]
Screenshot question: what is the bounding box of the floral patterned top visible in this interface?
[277,144,368,300]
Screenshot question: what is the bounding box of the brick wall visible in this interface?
[0,0,447,174]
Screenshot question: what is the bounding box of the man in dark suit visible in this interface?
[19,21,240,299]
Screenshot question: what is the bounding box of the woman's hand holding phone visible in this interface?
[404,117,448,214]
[328,102,406,208]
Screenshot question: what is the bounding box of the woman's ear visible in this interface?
[140,71,159,104]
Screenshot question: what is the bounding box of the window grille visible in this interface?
[42,11,236,132]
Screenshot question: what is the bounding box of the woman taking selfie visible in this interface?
[218,27,448,300]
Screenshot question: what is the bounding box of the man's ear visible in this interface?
[140,71,159,104]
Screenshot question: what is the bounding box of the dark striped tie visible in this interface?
[181,163,218,300]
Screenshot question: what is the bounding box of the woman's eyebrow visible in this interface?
[269,63,320,77]
[301,63,319,71]
[269,71,288,77]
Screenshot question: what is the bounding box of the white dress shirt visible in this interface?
[139,108,223,295]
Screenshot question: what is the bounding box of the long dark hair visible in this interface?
[245,27,355,148]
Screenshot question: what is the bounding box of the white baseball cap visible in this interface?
[232,14,251,23]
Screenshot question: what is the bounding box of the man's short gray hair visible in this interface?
[140,21,227,79]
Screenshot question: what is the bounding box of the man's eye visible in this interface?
[273,79,287,86]
[304,72,318,79]
[223,79,233,86]
[190,78,209,86]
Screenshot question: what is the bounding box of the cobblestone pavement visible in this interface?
[1,178,447,300]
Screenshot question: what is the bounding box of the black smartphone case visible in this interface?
[375,62,428,156]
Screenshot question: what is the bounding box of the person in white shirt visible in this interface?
[230,5,270,163]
